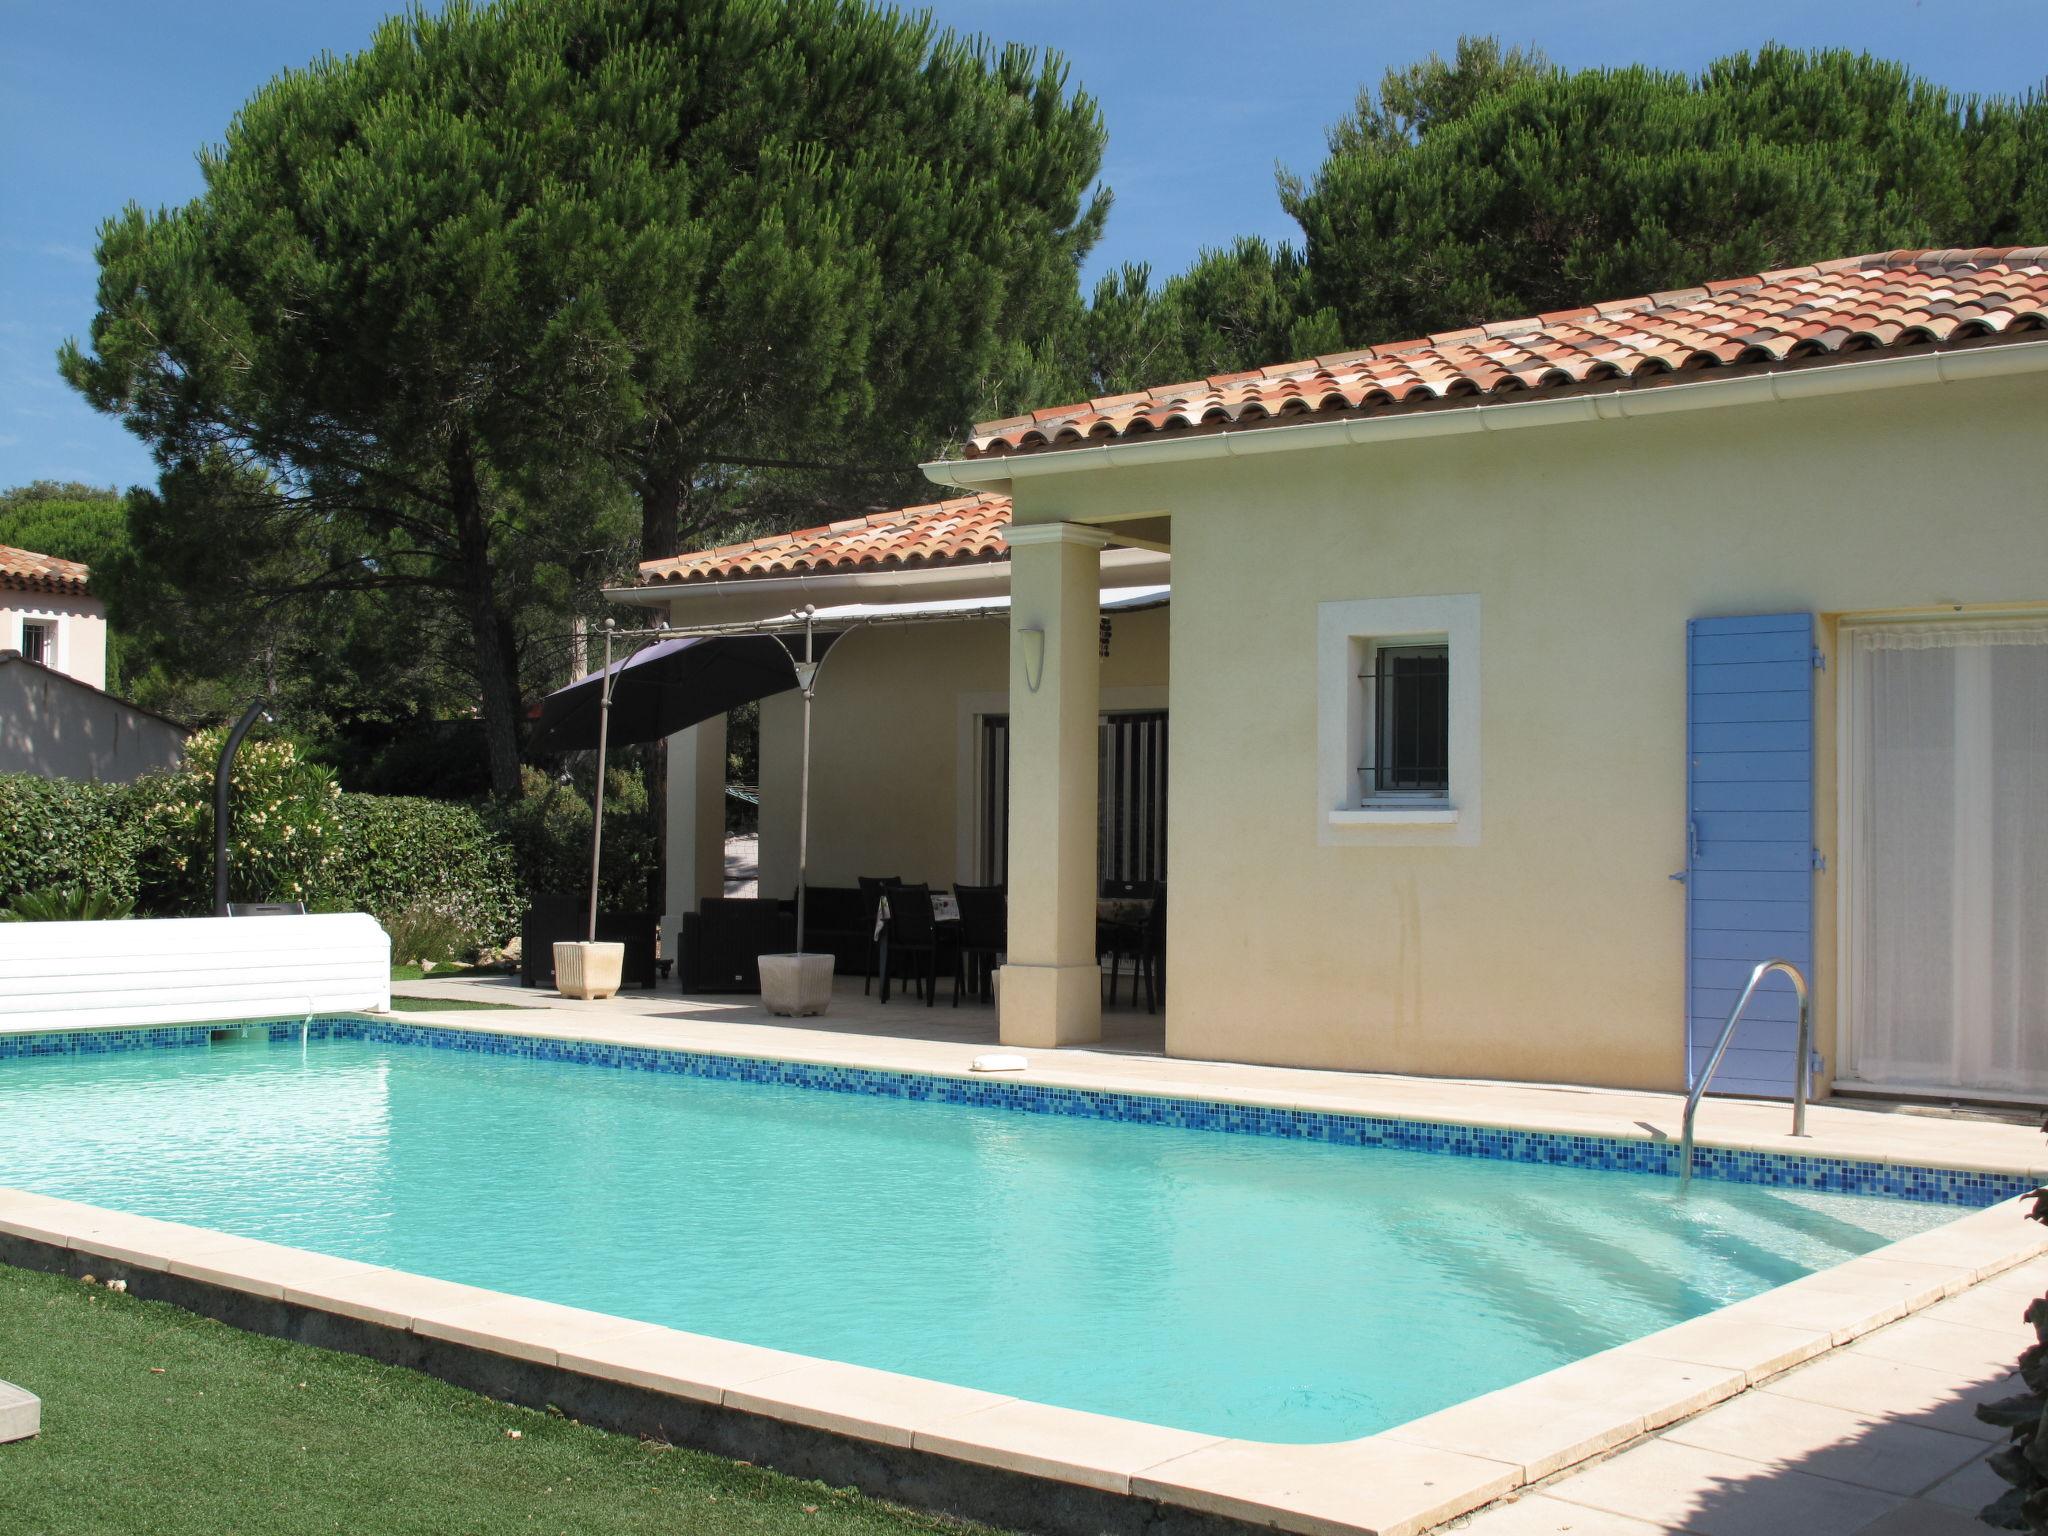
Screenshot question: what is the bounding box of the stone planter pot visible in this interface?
[758,952,834,1017]
[554,940,624,1000]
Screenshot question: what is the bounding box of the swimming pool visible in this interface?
[0,1021,1973,1443]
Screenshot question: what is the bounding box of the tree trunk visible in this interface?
[640,472,684,564]
[449,436,524,798]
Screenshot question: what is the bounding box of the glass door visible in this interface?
[1844,621,2048,1095]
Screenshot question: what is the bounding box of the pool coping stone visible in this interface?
[0,1188,2039,1535]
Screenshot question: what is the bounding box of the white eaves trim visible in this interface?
[921,336,2048,493]
[606,545,1166,615]
[803,584,1168,625]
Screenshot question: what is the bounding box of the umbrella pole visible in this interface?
[587,624,613,945]
[795,616,814,955]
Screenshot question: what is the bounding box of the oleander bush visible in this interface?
[0,774,140,906]
[128,726,344,914]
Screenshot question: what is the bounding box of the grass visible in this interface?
[0,1262,982,1536]
[388,994,525,1012]
[389,961,505,983]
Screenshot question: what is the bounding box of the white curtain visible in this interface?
[1847,622,2048,1095]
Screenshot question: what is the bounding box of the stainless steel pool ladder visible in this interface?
[1678,959,1811,1188]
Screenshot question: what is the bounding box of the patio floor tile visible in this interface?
[1456,1491,1691,1534]
[1760,1353,2014,1442]
[1542,1439,1901,1536]
[1660,1386,1988,1495]
[1922,1449,2003,1513]
[1848,1315,2025,1375]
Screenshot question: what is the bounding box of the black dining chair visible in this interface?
[881,883,961,1006]
[856,876,900,995]
[952,884,1007,1005]
[1097,879,1156,1007]
[1141,885,1167,1014]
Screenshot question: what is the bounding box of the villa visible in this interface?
[0,543,185,783]
[8,245,2048,1536]
[625,246,2048,1108]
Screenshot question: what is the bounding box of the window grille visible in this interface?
[1360,644,1449,795]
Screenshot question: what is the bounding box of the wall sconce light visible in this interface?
[1020,626,1046,693]
[1099,616,1113,659]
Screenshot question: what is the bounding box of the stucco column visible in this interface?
[1000,522,1109,1046]
[663,715,728,942]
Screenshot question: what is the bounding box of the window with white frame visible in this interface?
[1317,594,1480,844]
[19,619,54,668]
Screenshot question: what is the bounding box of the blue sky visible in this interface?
[3,0,2042,492]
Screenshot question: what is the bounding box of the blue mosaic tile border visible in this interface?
[0,1023,224,1058]
[4,1015,2034,1209]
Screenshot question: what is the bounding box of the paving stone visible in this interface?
[0,1380,40,1443]
[1543,1439,1901,1536]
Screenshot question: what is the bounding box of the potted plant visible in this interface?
[758,950,833,1016]
[554,939,624,1000]
[758,641,833,1017]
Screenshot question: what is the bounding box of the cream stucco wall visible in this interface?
[1005,371,2048,1092]
[755,606,1170,897]
[0,658,186,783]
[2,593,106,691]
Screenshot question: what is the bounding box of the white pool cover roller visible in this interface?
[0,912,390,1031]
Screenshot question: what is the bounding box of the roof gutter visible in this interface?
[604,545,1169,616]
[921,336,2048,493]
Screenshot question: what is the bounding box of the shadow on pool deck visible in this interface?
[1459,1262,2040,1536]
[404,971,1172,1058]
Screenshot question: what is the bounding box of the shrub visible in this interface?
[381,899,471,965]
[0,775,140,905]
[0,884,135,921]
[127,726,343,914]
[325,795,522,949]
[486,765,658,913]
[1981,1152,2048,1529]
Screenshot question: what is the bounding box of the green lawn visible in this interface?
[0,1263,982,1536]
[388,993,526,1012]
[389,961,506,983]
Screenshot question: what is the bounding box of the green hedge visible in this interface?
[326,796,522,948]
[0,774,525,950]
[0,776,140,906]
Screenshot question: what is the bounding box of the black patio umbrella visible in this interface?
[528,632,807,755]
[531,621,842,955]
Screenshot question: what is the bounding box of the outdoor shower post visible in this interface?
[586,622,614,945]
[213,696,272,916]
[794,613,817,955]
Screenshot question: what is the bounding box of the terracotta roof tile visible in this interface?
[0,544,90,597]
[965,248,2048,460]
[636,493,1011,587]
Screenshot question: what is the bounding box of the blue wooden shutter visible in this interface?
[1685,613,1816,1098]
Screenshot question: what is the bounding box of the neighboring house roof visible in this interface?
[0,544,91,598]
[966,246,2048,460]
[637,493,1011,586]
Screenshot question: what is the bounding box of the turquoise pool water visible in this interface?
[0,1035,1955,1442]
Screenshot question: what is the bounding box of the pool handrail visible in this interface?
[1679,959,1811,1187]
